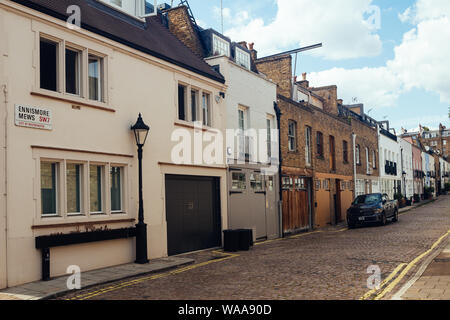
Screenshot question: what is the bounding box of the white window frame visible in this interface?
[305,126,312,166]
[202,92,212,127]
[36,31,109,106]
[190,89,199,122]
[235,47,250,70]
[40,160,62,217]
[288,121,297,152]
[88,54,104,102]
[213,34,230,57]
[65,45,83,97]
[89,163,106,215]
[39,35,62,93]
[110,165,125,214]
[65,161,84,216]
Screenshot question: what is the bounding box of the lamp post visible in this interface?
[131,113,150,264]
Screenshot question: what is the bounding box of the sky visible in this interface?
[167,0,450,133]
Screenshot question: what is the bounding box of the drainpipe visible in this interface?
[1,83,7,288]
[274,102,283,238]
[352,133,357,199]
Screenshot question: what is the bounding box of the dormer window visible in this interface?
[213,34,230,57]
[100,0,152,17]
[235,47,250,70]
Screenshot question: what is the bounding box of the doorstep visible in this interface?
[0,257,194,300]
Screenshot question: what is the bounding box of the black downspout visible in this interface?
[274,102,284,237]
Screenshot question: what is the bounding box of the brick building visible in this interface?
[420,124,449,159]
[339,104,381,197]
[254,55,354,230]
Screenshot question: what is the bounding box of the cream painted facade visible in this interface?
[204,55,281,240]
[0,5,7,289]
[0,0,228,288]
[379,129,402,199]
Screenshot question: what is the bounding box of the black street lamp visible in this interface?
[131,113,150,264]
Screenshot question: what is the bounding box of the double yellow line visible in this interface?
[67,251,239,301]
[360,229,450,300]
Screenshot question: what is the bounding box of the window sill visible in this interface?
[32,217,136,230]
[31,89,115,113]
[174,120,216,132]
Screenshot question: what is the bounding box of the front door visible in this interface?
[228,169,267,240]
[335,179,342,223]
[264,174,279,239]
[282,176,310,234]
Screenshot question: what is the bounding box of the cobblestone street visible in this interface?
[58,195,450,300]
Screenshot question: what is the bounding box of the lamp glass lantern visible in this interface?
[131,113,150,147]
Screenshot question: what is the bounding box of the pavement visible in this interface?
[0,257,194,300]
[392,238,450,300]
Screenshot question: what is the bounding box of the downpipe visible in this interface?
[1,83,7,288]
[352,133,357,200]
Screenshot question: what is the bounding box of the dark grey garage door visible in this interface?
[165,175,222,256]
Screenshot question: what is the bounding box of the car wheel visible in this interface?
[380,213,387,226]
[392,210,399,222]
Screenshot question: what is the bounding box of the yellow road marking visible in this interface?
[372,229,450,300]
[359,263,407,300]
[67,251,239,301]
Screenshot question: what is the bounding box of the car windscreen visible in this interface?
[353,194,381,205]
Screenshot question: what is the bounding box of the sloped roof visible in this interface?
[10,0,225,83]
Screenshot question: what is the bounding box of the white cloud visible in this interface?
[308,67,402,108]
[308,0,450,110]
[221,0,383,60]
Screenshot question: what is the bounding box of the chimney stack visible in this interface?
[302,72,307,81]
[238,41,248,49]
[249,42,257,61]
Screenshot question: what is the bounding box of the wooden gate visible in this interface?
[282,176,310,234]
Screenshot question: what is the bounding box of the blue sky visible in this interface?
[177,0,449,133]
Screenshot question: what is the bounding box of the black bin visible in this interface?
[237,229,253,251]
[223,230,239,252]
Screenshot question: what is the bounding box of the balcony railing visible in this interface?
[385,161,397,176]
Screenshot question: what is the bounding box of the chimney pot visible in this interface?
[249,42,254,50]
[302,72,307,81]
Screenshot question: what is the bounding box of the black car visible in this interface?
[347,193,399,229]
